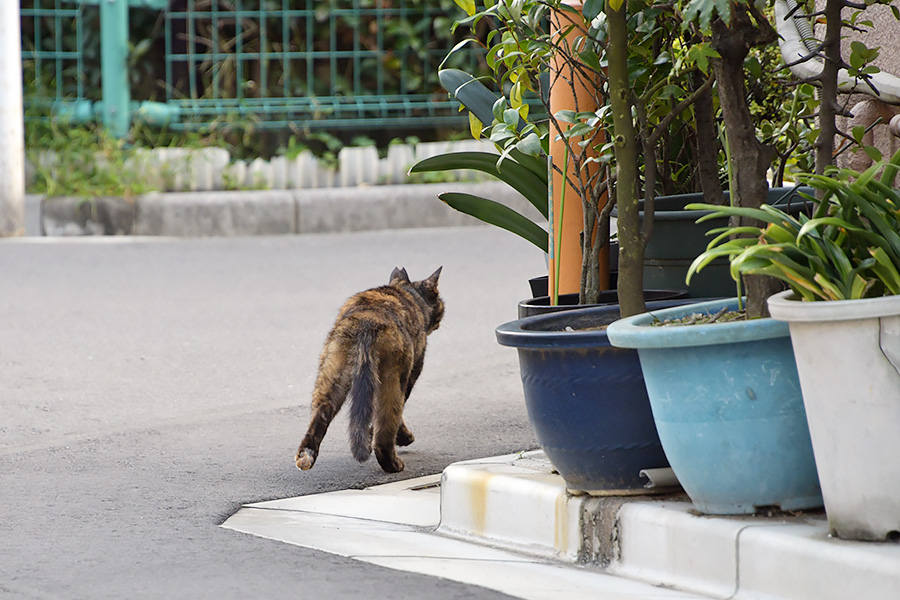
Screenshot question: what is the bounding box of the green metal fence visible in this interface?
[21,0,477,136]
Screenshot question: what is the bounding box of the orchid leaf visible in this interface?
[410,151,548,219]
[439,192,548,252]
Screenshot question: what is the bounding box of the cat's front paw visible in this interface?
[296,447,317,471]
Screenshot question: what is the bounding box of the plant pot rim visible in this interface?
[496,298,702,349]
[606,297,789,349]
[520,287,682,309]
[610,186,813,221]
[768,289,900,322]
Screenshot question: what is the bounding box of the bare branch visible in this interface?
[647,74,715,146]
[782,44,826,69]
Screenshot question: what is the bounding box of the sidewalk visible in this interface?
[224,451,900,600]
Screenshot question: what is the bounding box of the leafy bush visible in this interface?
[688,150,900,301]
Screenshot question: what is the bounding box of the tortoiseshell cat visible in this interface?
[295,267,444,473]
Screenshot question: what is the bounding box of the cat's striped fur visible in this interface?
[295,267,444,473]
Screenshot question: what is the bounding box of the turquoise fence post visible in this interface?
[100,0,130,137]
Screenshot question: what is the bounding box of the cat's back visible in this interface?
[335,284,425,333]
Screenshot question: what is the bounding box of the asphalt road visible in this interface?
[0,227,544,599]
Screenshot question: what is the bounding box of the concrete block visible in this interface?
[270,156,287,190]
[736,521,900,600]
[285,153,309,189]
[438,452,585,561]
[192,147,230,191]
[339,146,380,187]
[135,190,295,236]
[295,181,541,234]
[247,158,272,189]
[41,196,135,236]
[611,502,744,599]
[224,160,247,190]
[384,144,416,185]
[25,194,42,236]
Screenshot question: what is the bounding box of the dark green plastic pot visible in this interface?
[617,187,813,297]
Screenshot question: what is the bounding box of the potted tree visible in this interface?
[444,0,729,493]
[607,0,898,515]
[602,0,821,514]
[675,149,900,539]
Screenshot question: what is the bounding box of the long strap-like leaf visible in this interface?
[411,152,548,219]
[439,192,548,252]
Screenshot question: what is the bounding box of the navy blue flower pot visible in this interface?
[496,300,699,493]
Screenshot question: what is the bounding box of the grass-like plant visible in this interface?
[687,149,900,302]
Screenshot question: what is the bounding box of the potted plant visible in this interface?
[605,294,822,513]
[676,149,900,538]
[425,0,802,493]
[495,299,698,493]
[441,0,729,493]
[605,0,900,512]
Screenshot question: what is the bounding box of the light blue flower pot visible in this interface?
[606,298,823,515]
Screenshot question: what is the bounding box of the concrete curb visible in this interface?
[440,451,900,600]
[31,181,540,237]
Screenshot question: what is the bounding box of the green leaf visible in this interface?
[683,0,732,30]
[583,0,604,20]
[813,273,845,301]
[577,50,603,73]
[564,122,595,140]
[686,203,788,226]
[763,223,800,245]
[555,110,578,124]
[516,132,542,157]
[438,69,501,130]
[453,0,476,16]
[469,112,483,140]
[439,192,548,252]
[503,108,521,127]
[493,97,509,123]
[865,146,883,162]
[704,226,763,248]
[850,273,872,300]
[508,148,549,183]
[870,247,900,295]
[409,151,548,219]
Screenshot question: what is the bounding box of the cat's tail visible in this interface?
[347,326,378,463]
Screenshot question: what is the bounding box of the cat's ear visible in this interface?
[390,267,410,283]
[424,266,442,288]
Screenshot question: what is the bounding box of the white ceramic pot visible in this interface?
[768,290,900,541]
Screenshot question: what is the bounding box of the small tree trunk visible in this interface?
[607,0,645,318]
[711,5,778,317]
[816,0,843,177]
[692,71,725,205]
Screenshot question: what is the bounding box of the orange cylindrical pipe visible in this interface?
[548,2,608,300]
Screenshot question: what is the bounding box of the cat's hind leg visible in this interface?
[296,345,351,471]
[395,421,415,447]
[395,355,422,447]
[373,372,406,473]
